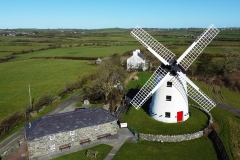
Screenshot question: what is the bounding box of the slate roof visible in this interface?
[25,108,117,141]
[137,52,145,60]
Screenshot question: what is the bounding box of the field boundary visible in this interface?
[30,56,99,60]
[208,129,230,160]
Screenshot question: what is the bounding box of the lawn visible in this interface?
[51,144,112,160]
[0,59,96,119]
[127,72,153,89]
[123,106,208,135]
[114,138,218,160]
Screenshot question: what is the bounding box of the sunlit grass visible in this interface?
[123,106,208,135]
[51,144,112,160]
[0,59,96,119]
[11,45,140,61]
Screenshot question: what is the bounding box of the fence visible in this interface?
[127,124,138,138]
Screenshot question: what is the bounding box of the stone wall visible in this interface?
[139,131,203,142]
[138,104,213,142]
[28,120,119,159]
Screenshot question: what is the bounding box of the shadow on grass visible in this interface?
[125,88,151,115]
[235,115,240,119]
[208,130,229,160]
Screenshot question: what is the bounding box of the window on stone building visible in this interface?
[50,144,55,150]
[49,134,55,140]
[94,125,99,130]
[70,131,75,136]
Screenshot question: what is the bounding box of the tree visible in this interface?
[194,53,214,76]
[84,55,127,101]
[216,49,240,76]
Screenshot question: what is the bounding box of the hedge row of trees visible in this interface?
[189,50,240,92]
[0,92,54,137]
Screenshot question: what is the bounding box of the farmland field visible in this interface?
[0,28,240,145]
[11,45,140,61]
[0,59,96,119]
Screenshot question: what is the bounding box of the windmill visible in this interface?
[130,25,219,123]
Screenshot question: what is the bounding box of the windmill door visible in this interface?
[177,111,183,122]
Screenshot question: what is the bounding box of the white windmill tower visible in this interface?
[130,25,219,123]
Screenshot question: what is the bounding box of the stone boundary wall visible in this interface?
[139,104,213,142]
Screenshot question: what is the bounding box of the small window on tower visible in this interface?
[167,81,172,87]
[166,95,172,101]
[165,112,170,118]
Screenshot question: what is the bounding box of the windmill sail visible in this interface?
[177,25,219,70]
[171,75,188,105]
[178,72,216,111]
[130,66,169,109]
[131,26,175,65]
[129,25,218,115]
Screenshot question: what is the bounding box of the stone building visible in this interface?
[25,108,119,159]
[127,49,148,71]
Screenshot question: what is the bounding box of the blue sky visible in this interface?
[1,0,239,29]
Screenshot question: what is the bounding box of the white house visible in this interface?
[127,49,148,71]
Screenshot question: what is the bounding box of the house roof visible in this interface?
[137,52,145,60]
[25,108,117,141]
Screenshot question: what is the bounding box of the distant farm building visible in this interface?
[25,108,119,159]
[127,49,148,71]
[95,58,102,64]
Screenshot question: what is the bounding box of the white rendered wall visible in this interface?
[127,50,145,71]
[149,75,189,123]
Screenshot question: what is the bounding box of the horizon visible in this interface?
[1,26,240,30]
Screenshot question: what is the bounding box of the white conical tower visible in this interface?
[149,74,189,123]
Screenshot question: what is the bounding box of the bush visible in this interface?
[0,113,23,137]
[224,71,240,92]
[34,92,54,112]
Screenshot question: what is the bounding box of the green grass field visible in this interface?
[127,72,153,89]
[192,80,240,110]
[51,144,112,160]
[114,138,218,160]
[12,45,140,61]
[123,106,208,135]
[0,59,96,119]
